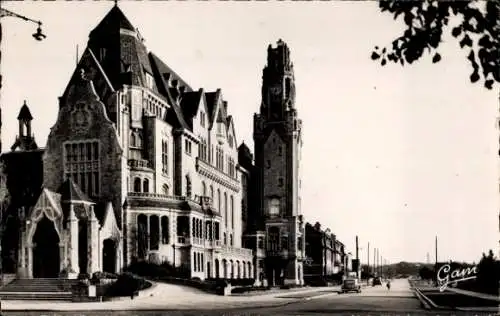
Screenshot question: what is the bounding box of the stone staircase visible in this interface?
[0,278,79,301]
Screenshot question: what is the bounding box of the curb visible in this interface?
[412,288,432,310]
[304,291,339,301]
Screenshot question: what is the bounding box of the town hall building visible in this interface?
[0,4,306,286]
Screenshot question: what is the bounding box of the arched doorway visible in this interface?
[32,216,60,278]
[103,238,117,274]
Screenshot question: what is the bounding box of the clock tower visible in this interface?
[252,39,305,286]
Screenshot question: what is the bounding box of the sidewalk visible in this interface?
[0,283,338,311]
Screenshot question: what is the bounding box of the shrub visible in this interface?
[105,272,151,297]
[124,261,189,279]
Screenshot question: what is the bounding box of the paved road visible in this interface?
[0,279,475,315]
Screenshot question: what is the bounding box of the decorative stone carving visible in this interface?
[71,103,92,134]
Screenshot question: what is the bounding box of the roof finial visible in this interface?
[114,0,118,7]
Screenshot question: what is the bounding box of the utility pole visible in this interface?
[435,236,438,265]
[355,236,359,280]
[367,242,370,284]
[374,248,377,276]
[435,236,438,286]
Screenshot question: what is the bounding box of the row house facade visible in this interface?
[0,5,254,280]
[303,222,347,284]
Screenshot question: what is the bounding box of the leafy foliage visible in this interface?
[475,250,500,295]
[372,0,500,89]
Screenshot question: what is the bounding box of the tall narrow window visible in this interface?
[134,178,141,192]
[230,196,234,229]
[202,181,207,196]
[143,179,149,193]
[149,215,160,251]
[268,227,279,251]
[161,216,169,244]
[217,189,221,212]
[63,140,100,197]
[224,192,228,227]
[186,175,192,197]
[162,140,169,175]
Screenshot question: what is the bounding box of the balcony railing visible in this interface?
[204,239,222,248]
[127,192,200,204]
[195,158,240,192]
[219,245,253,258]
[128,159,152,169]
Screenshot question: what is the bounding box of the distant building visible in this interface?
[303,222,346,285]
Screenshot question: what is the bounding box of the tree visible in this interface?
[371,0,499,90]
[475,249,500,295]
[0,160,11,283]
[419,266,434,280]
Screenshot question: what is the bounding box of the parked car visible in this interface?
[340,278,361,293]
[372,276,382,286]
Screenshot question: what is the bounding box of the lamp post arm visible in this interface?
[0,8,41,26]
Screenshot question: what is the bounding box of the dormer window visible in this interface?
[145,72,154,90]
[216,121,226,145]
[200,112,206,127]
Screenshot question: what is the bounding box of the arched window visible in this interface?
[202,181,207,196]
[162,183,169,195]
[230,234,233,246]
[143,178,149,193]
[223,232,227,245]
[137,133,143,147]
[134,178,141,192]
[137,214,148,259]
[224,192,228,227]
[149,215,159,250]
[130,132,136,147]
[161,216,169,244]
[230,195,234,229]
[210,185,214,199]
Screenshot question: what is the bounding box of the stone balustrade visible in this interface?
[128,159,152,169]
[219,245,253,258]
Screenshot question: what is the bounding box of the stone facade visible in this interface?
[243,40,306,287]
[303,222,345,285]
[0,5,254,280]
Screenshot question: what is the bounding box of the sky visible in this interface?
[2,1,498,264]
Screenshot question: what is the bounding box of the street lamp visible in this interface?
[0,6,45,285]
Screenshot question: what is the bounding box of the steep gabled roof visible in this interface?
[149,53,192,130]
[180,89,204,130]
[61,47,115,103]
[90,5,135,37]
[18,101,33,121]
